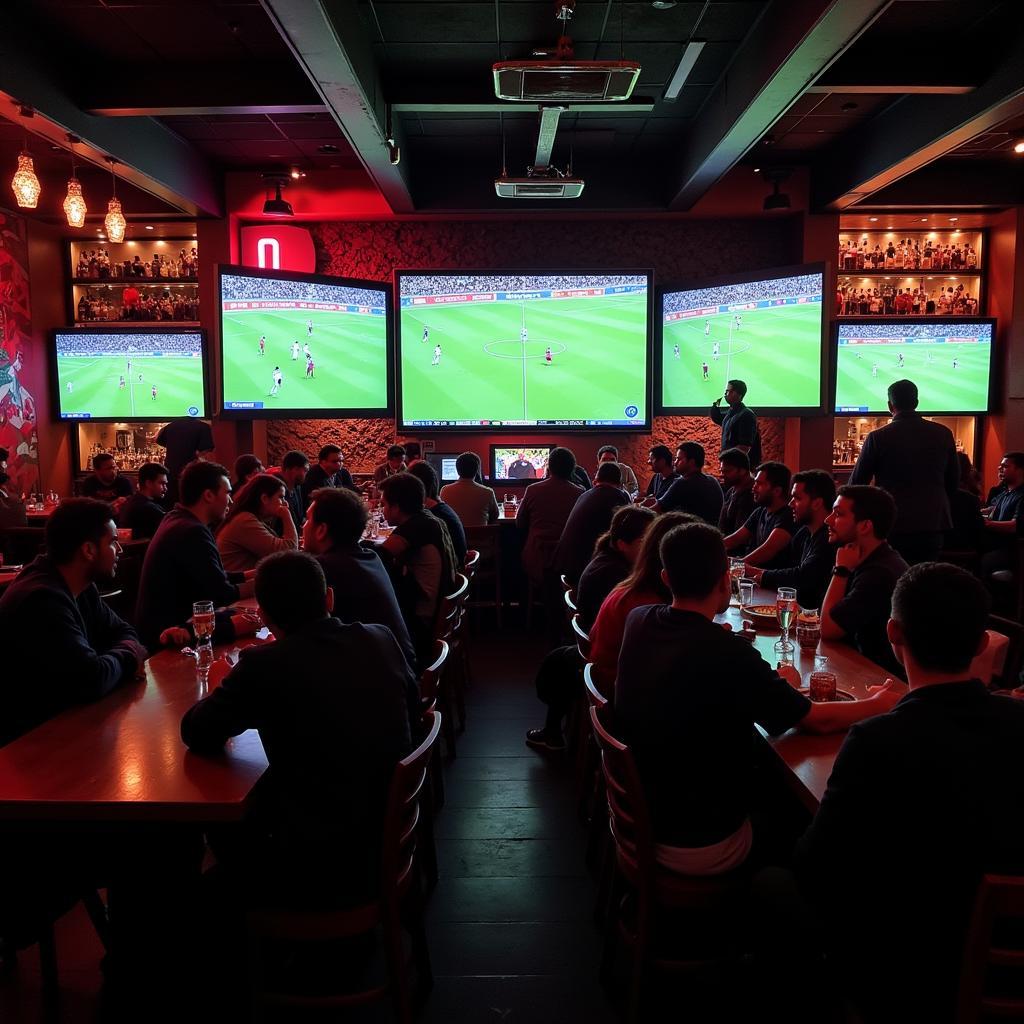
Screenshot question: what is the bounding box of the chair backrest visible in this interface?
[380,709,442,900]
[583,662,608,709]
[987,614,1024,690]
[419,638,449,706]
[571,613,591,660]
[564,587,578,614]
[957,873,1024,1022]
[463,549,480,579]
[560,573,572,594]
[463,524,499,564]
[433,572,470,639]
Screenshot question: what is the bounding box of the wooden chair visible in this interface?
[956,873,1024,1022]
[560,573,573,594]
[432,574,470,757]
[419,639,449,818]
[247,711,442,1024]
[578,664,612,868]
[988,539,1024,622]
[590,705,745,1024]
[987,614,1024,691]
[462,548,480,583]
[571,613,592,662]
[463,525,502,628]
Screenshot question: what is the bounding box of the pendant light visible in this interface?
[10,107,41,209]
[103,157,126,243]
[63,135,87,228]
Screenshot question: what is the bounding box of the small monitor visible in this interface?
[427,452,463,484]
[490,445,554,483]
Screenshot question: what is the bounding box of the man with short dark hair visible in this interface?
[711,379,760,463]
[408,461,467,565]
[156,417,215,505]
[614,522,899,875]
[648,442,724,525]
[301,444,357,508]
[516,446,584,587]
[746,469,836,610]
[440,451,499,527]
[718,448,754,538]
[80,452,134,514]
[373,444,407,484]
[644,445,678,502]
[119,461,168,540]
[724,462,795,568]
[135,461,258,650]
[276,450,310,531]
[849,378,958,564]
[232,454,264,493]
[180,551,414,908]
[821,484,908,674]
[796,563,1024,1021]
[0,498,147,744]
[554,461,630,585]
[596,445,638,499]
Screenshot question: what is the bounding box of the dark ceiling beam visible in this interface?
[0,34,221,217]
[805,83,975,95]
[668,0,892,211]
[812,34,1024,210]
[260,0,413,214]
[393,100,655,115]
[843,159,1024,209]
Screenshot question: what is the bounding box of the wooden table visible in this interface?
[24,502,58,524]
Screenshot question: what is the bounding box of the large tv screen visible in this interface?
[659,264,825,413]
[396,271,651,430]
[218,265,391,417]
[52,328,208,421]
[834,318,995,414]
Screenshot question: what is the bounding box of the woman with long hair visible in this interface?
[216,472,299,572]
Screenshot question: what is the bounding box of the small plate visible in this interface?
[799,688,855,703]
[740,603,778,625]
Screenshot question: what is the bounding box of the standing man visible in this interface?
[156,416,215,506]
[848,379,958,564]
[711,379,760,465]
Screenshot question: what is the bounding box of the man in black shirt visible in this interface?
[275,450,309,532]
[554,461,629,585]
[156,417,214,505]
[80,452,134,515]
[301,444,357,508]
[724,461,795,569]
[710,379,760,464]
[507,451,537,479]
[795,563,1024,1021]
[118,461,168,540]
[135,461,258,650]
[0,498,146,745]
[748,470,836,611]
[408,461,467,566]
[614,522,899,871]
[647,442,723,525]
[821,484,908,675]
[643,444,678,501]
[181,551,413,908]
[718,447,754,539]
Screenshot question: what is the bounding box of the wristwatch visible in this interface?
[832,565,853,579]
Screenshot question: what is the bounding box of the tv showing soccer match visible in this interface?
[834,318,995,414]
[218,265,391,417]
[491,445,554,482]
[396,271,652,430]
[52,328,208,421]
[659,263,826,414]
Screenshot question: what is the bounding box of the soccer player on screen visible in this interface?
[127,360,131,374]
[521,326,529,344]
[897,352,905,369]
[702,361,710,380]
[119,375,125,389]
[138,373,143,382]
[432,344,442,366]
[305,357,314,379]
[270,367,283,396]
[544,346,552,366]
[307,319,313,336]
[673,344,680,360]
[712,341,720,361]
[303,343,311,360]
[734,315,742,330]
[66,381,73,394]
[422,326,429,343]
[259,335,266,356]
[151,385,157,401]
[291,341,300,360]
[872,363,879,378]
[953,356,960,370]
[704,320,711,336]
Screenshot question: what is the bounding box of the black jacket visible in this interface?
[118,491,166,540]
[302,464,357,509]
[554,484,630,584]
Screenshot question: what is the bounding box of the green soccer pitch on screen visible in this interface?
[659,265,825,414]
[396,271,652,431]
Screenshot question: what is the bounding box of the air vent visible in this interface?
[493,61,641,102]
[495,177,585,199]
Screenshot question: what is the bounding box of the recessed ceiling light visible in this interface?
[920,217,928,222]
[1014,138,1024,154]
[145,224,154,230]
[651,0,676,8]
[949,217,958,222]
[317,144,340,154]
[840,101,858,112]
[753,167,760,173]
[869,216,878,222]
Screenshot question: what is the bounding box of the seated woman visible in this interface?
[216,473,299,572]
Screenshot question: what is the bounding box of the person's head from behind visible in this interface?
[408,461,440,500]
[956,452,981,495]
[791,470,836,526]
[137,462,169,501]
[302,486,368,554]
[233,453,264,489]
[827,485,897,546]
[547,446,576,480]
[998,452,1024,489]
[179,460,232,525]
[724,379,747,406]
[719,448,751,488]
[317,444,343,474]
[404,441,422,462]
[594,461,622,487]
[648,444,673,475]
[595,505,656,565]
[225,473,286,523]
[888,562,989,677]
[92,452,119,485]
[622,511,701,601]
[45,497,120,581]
[456,451,481,481]
[280,450,310,488]
[386,444,406,472]
[255,551,333,638]
[674,442,705,476]
[887,379,919,414]
[379,472,425,526]
[597,445,618,466]
[753,461,791,508]
[660,522,730,614]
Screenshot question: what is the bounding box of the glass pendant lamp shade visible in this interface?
[63,177,87,227]
[104,197,126,243]
[11,152,41,208]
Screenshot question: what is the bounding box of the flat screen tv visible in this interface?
[426,452,463,484]
[396,270,652,430]
[51,327,208,421]
[658,263,826,414]
[833,317,996,414]
[218,264,391,417]
[490,445,554,483]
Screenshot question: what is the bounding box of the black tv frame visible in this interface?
[217,263,393,419]
[394,268,654,433]
[426,451,465,485]
[489,444,555,484]
[831,315,997,416]
[656,261,829,417]
[50,325,210,423]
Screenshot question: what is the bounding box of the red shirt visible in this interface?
[590,585,664,683]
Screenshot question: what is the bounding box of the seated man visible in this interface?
[596,445,639,499]
[0,467,27,528]
[0,498,147,745]
[820,484,908,675]
[301,444,357,509]
[439,451,499,527]
[643,444,678,502]
[795,563,1024,1021]
[135,460,258,651]
[554,461,630,586]
[275,449,310,532]
[980,451,1024,575]
[615,522,899,875]
[647,442,723,526]
[80,452,134,515]
[724,461,795,569]
[373,444,407,484]
[408,461,467,566]
[118,461,168,540]
[232,453,264,494]
[745,469,836,611]
[718,448,754,539]
[181,551,414,908]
